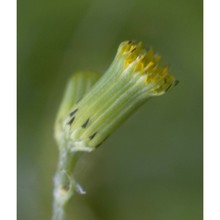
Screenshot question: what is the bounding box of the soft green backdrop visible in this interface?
[18,0,203,219]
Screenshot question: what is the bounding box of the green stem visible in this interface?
[52,146,81,220]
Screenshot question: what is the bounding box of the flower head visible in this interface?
[56,41,178,151]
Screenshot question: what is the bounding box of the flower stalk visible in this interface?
[52,148,80,220]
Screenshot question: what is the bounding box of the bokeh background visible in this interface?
[18,0,203,219]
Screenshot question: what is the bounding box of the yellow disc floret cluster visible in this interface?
[118,41,178,96]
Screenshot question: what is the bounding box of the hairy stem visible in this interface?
[52,146,81,220]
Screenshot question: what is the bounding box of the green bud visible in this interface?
[54,71,101,147]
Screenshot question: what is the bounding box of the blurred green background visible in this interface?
[18,0,202,219]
